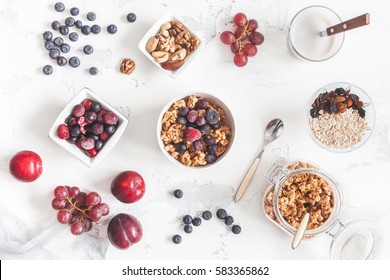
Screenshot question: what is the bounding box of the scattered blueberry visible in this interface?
[107,24,117,34]
[70,7,79,16]
[90,102,101,112]
[232,225,241,234]
[49,48,60,59]
[42,65,53,75]
[175,142,187,154]
[202,211,212,220]
[75,20,83,29]
[59,25,69,35]
[184,224,193,234]
[83,44,94,55]
[216,209,227,219]
[60,43,70,53]
[183,215,192,225]
[43,31,53,41]
[207,144,217,155]
[177,116,187,125]
[69,32,79,42]
[173,189,183,199]
[87,12,96,21]
[179,107,189,116]
[196,99,209,109]
[225,216,234,226]
[53,37,63,46]
[198,124,211,135]
[196,116,206,126]
[89,67,98,75]
[54,2,65,12]
[205,109,220,125]
[57,56,67,66]
[69,57,80,68]
[127,12,137,23]
[203,135,215,146]
[91,24,101,34]
[65,17,75,27]
[192,140,203,151]
[51,21,61,30]
[192,217,202,227]
[105,125,116,135]
[206,154,217,163]
[95,140,104,151]
[44,40,55,50]
[172,234,182,244]
[81,25,91,35]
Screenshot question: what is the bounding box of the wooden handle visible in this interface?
[234,157,260,202]
[291,212,310,249]
[326,13,370,36]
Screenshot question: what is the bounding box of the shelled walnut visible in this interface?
[120,58,136,75]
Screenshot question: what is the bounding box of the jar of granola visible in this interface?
[262,160,383,259]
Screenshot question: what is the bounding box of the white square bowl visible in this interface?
[138,12,206,79]
[48,88,128,168]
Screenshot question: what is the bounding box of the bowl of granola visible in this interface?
[157,93,235,168]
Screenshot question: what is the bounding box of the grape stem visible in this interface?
[66,197,92,221]
[235,22,250,52]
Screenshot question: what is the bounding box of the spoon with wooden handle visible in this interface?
[320,13,370,37]
[292,203,313,250]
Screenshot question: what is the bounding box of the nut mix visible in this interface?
[146,20,200,71]
[309,87,368,149]
[160,95,232,167]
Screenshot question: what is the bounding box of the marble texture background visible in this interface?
[0,0,389,259]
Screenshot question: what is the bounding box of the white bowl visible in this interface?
[157,92,236,169]
[138,12,206,79]
[48,88,128,168]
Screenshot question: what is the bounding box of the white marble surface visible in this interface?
[0,0,389,260]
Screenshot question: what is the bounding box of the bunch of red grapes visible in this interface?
[220,12,264,67]
[51,185,110,235]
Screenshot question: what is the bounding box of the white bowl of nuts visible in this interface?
[138,12,205,78]
[157,92,236,168]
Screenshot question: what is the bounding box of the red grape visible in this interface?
[233,12,247,26]
[52,198,66,210]
[249,31,264,45]
[57,209,72,224]
[243,43,257,57]
[69,213,78,225]
[220,31,235,45]
[230,42,240,54]
[233,53,248,67]
[248,19,258,31]
[81,218,93,232]
[234,26,247,40]
[74,192,86,207]
[96,203,110,216]
[68,186,80,199]
[70,221,84,235]
[54,186,69,200]
[88,207,102,221]
[86,191,101,207]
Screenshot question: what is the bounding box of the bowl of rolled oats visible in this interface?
[307,82,375,152]
[157,92,235,168]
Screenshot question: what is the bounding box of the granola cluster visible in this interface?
[160,95,232,167]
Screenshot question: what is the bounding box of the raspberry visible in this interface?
[184,127,201,142]
[57,124,70,139]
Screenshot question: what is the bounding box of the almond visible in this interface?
[161,60,185,70]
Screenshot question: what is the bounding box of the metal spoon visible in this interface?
[292,203,313,249]
[234,119,284,202]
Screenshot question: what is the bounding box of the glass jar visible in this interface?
[262,160,383,259]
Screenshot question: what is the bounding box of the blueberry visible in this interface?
[86,133,99,141]
[66,115,76,126]
[83,45,94,55]
[183,215,192,225]
[107,24,117,34]
[184,224,193,234]
[54,2,65,12]
[192,217,202,227]
[358,108,366,118]
[70,7,79,16]
[44,40,55,50]
[192,140,203,151]
[75,20,83,29]
[173,189,183,199]
[60,43,70,53]
[81,25,91,35]
[326,101,337,114]
[85,111,97,122]
[43,31,53,41]
[127,12,137,23]
[198,124,211,135]
[175,142,187,154]
[90,102,101,112]
[211,122,220,130]
[65,17,75,27]
[105,125,116,135]
[195,99,209,109]
[87,12,96,21]
[177,116,187,125]
[53,37,63,46]
[310,108,319,118]
[232,225,241,234]
[335,87,345,96]
[51,21,61,30]
[207,144,217,155]
[216,209,227,219]
[67,137,78,144]
[95,140,104,151]
[187,110,198,123]
[59,25,69,35]
[196,116,206,126]
[178,107,189,116]
[202,211,212,220]
[225,216,234,226]
[205,109,219,125]
[172,234,182,244]
[49,48,60,59]
[206,154,217,163]
[203,135,215,146]
[69,32,79,42]
[91,24,101,34]
[57,56,67,66]
[42,65,53,75]
[89,67,98,75]
[69,125,81,137]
